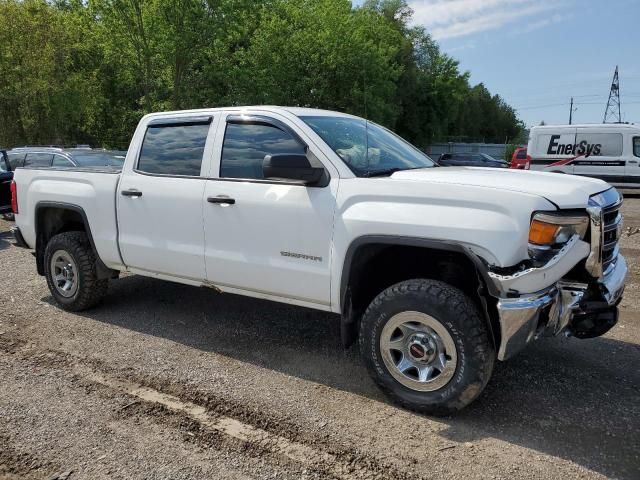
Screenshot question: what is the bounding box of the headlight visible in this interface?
[528,212,589,263]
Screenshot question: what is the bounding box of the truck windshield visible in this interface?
[301,116,435,177]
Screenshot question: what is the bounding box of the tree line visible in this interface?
[0,0,524,150]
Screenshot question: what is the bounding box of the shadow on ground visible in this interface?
[0,230,13,251]
[49,274,639,479]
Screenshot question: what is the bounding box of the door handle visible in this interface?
[207,195,235,205]
[121,189,143,197]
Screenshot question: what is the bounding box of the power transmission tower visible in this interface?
[603,66,621,123]
[569,97,574,124]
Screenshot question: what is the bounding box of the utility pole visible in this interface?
[603,66,621,123]
[569,97,573,124]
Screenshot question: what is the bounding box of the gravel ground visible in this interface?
[0,196,639,480]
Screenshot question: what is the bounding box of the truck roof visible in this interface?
[142,106,360,120]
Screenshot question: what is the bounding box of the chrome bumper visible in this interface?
[495,254,627,361]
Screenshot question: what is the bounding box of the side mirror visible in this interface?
[263,154,324,185]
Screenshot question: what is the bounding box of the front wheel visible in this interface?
[44,231,108,311]
[359,279,495,415]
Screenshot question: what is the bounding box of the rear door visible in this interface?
[117,115,218,281]
[572,128,625,182]
[471,154,489,167]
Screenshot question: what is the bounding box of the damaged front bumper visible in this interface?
[489,188,626,360]
[495,254,626,360]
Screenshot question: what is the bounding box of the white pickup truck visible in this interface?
[10,107,627,414]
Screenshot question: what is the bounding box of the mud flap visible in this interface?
[341,289,359,348]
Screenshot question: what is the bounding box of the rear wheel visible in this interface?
[359,279,495,415]
[44,231,108,311]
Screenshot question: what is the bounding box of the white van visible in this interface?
[527,123,640,188]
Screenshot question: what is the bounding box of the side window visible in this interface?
[52,154,74,167]
[220,122,306,180]
[7,153,25,169]
[0,156,7,172]
[633,137,640,158]
[137,123,210,176]
[24,153,53,167]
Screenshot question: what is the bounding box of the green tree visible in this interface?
[0,0,524,149]
[0,0,105,146]
[234,0,403,125]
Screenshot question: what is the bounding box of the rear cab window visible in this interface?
[137,118,212,176]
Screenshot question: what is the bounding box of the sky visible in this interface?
[354,0,640,128]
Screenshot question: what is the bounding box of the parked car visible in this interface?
[438,152,508,168]
[10,107,626,414]
[510,147,529,169]
[528,123,640,188]
[7,147,125,170]
[0,149,13,219]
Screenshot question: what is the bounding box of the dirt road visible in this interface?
[1,197,639,480]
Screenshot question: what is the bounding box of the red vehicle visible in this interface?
[510,147,530,169]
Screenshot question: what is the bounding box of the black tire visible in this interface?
[2,213,14,221]
[359,279,495,415]
[44,231,108,311]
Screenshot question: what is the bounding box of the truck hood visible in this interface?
[391,167,610,209]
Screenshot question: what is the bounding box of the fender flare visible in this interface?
[338,235,500,347]
[34,201,115,279]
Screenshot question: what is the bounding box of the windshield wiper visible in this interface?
[362,166,427,178]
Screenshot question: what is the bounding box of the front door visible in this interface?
[0,152,11,212]
[202,113,338,307]
[117,115,217,281]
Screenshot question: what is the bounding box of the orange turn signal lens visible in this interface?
[529,220,560,245]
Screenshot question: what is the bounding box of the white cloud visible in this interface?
[446,42,477,53]
[510,12,567,35]
[408,0,567,40]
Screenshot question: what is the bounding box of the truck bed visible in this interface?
[13,167,124,269]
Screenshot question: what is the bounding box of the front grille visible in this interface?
[586,188,622,279]
[602,200,622,273]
